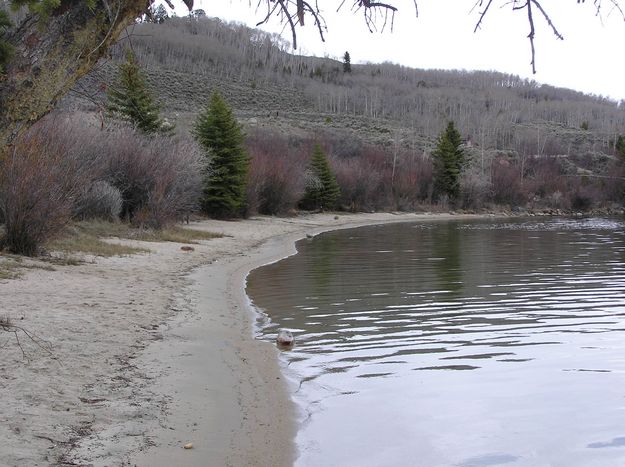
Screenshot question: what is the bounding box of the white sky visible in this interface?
[168,1,625,101]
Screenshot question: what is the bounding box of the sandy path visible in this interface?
[0,212,485,466]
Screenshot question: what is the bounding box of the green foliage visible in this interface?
[301,144,340,211]
[10,0,95,21]
[617,135,625,159]
[0,9,12,74]
[146,4,169,24]
[10,0,60,19]
[193,90,250,218]
[432,121,465,201]
[108,50,172,135]
[580,121,589,131]
[343,51,351,73]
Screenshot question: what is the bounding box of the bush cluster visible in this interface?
[245,127,624,216]
[0,115,204,255]
[486,154,620,211]
[245,129,434,214]
[2,113,623,257]
[245,129,307,215]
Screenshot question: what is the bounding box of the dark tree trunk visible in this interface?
[0,0,149,149]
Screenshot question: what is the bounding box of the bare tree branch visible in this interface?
[525,0,537,74]
[532,0,564,40]
[472,0,495,32]
[255,0,404,46]
[473,0,566,74]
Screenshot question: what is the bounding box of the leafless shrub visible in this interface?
[333,157,384,211]
[601,161,625,204]
[491,159,525,207]
[332,144,432,212]
[0,119,97,256]
[73,181,123,221]
[100,129,204,228]
[392,150,433,210]
[460,167,492,209]
[0,113,205,257]
[135,141,204,228]
[565,176,606,211]
[544,191,568,210]
[245,130,306,215]
[525,157,567,200]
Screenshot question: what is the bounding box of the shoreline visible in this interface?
[124,212,494,466]
[0,212,497,466]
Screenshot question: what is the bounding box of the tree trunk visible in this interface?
[0,0,149,149]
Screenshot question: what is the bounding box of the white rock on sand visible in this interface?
[0,212,480,466]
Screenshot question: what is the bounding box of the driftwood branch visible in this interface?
[0,316,54,362]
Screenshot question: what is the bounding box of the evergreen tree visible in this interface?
[301,144,340,211]
[193,90,250,218]
[432,121,465,201]
[616,135,625,159]
[107,50,172,135]
[343,51,351,73]
[0,10,12,74]
[152,4,169,23]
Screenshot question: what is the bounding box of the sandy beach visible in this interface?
[0,212,488,466]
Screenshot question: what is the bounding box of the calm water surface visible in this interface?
[246,218,625,467]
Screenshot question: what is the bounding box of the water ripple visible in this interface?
[247,218,625,466]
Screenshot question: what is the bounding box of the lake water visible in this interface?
[246,218,625,467]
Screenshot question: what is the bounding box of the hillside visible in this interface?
[63,16,625,157]
[56,15,625,214]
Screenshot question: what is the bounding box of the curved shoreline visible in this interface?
[124,212,494,466]
[0,212,497,466]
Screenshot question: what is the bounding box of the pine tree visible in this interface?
[193,90,250,218]
[343,51,351,73]
[107,50,171,135]
[0,10,12,74]
[144,4,168,23]
[301,144,340,211]
[616,135,625,159]
[432,121,465,201]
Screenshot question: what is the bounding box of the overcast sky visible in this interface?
[168,1,625,101]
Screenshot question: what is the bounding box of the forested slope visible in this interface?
[56,15,625,214]
[65,15,625,160]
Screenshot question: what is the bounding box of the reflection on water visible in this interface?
[246,218,625,467]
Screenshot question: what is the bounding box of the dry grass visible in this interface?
[48,223,150,258]
[47,220,222,258]
[132,226,224,244]
[0,254,56,280]
[69,220,223,244]
[0,258,23,280]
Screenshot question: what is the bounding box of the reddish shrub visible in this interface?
[525,156,566,199]
[600,160,625,204]
[245,130,307,215]
[100,130,204,228]
[491,159,526,207]
[0,114,205,256]
[392,150,433,210]
[0,119,97,255]
[333,157,384,211]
